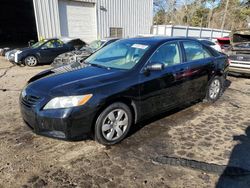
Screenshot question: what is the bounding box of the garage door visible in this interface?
[59,0,97,43]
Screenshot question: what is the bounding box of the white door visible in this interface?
[59,0,97,42]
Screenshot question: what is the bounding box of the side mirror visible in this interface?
[146,63,164,71]
[41,46,48,50]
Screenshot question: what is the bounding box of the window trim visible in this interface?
[140,41,183,73]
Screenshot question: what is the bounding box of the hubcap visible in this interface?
[209,79,221,99]
[26,56,37,66]
[101,109,129,141]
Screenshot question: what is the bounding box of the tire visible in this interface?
[205,76,224,103]
[24,56,38,67]
[95,102,132,145]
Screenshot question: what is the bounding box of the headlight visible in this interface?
[21,87,27,98]
[43,94,93,110]
[14,50,22,62]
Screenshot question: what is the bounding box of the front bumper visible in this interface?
[229,60,250,75]
[20,97,97,140]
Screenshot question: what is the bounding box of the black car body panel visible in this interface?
[20,37,229,140]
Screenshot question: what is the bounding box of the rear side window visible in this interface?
[150,42,181,67]
[183,41,212,61]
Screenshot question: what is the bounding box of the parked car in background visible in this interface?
[7,38,86,66]
[199,39,222,52]
[20,37,229,145]
[0,47,11,56]
[216,37,231,53]
[51,38,119,67]
[5,49,18,62]
[228,29,250,75]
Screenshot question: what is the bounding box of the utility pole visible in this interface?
[221,0,230,30]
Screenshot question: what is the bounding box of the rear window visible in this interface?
[183,41,212,61]
[200,40,216,46]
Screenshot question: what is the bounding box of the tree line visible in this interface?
[153,0,250,31]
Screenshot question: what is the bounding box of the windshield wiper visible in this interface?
[83,62,110,70]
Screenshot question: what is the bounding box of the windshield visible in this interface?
[31,39,48,48]
[85,40,150,70]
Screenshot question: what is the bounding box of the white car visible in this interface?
[199,39,222,52]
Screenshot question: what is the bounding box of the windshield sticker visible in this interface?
[131,44,149,50]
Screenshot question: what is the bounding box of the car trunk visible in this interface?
[231,31,250,54]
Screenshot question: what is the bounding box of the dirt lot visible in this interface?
[0,56,250,188]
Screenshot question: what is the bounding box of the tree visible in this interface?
[153,0,250,30]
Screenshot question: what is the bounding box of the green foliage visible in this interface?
[153,0,250,30]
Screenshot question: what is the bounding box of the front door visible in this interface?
[138,42,185,117]
[39,39,65,63]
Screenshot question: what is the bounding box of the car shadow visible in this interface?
[216,126,250,188]
[128,78,231,138]
[224,79,231,89]
[127,100,200,138]
[228,73,250,79]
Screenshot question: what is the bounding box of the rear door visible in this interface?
[181,40,215,101]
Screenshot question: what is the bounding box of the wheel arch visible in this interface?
[91,97,138,134]
[21,54,39,64]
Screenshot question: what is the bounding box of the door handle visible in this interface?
[177,68,188,72]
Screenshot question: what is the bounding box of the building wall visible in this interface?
[33,0,61,39]
[33,0,153,40]
[97,0,153,38]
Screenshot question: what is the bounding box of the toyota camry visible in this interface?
[20,37,229,145]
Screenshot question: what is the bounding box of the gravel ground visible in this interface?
[0,57,250,188]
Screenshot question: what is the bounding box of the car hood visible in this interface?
[57,50,91,59]
[27,63,125,96]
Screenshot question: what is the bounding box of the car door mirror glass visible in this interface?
[146,63,164,71]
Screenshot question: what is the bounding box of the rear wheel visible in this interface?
[95,102,132,145]
[206,76,223,102]
[24,56,38,67]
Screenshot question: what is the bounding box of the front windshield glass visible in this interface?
[85,40,150,70]
[31,39,48,48]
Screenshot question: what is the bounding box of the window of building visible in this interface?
[110,27,123,38]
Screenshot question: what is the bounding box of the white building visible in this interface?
[0,0,153,45]
[33,0,153,42]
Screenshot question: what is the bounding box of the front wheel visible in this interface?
[95,102,132,145]
[205,76,223,102]
[24,56,38,67]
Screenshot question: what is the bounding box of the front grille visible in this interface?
[229,55,250,61]
[22,95,41,108]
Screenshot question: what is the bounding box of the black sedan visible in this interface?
[20,37,229,145]
[10,38,86,66]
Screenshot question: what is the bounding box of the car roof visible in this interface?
[121,36,199,45]
[45,37,81,43]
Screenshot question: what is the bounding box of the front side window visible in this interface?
[183,41,212,61]
[32,39,48,48]
[85,40,150,70]
[149,42,181,66]
[43,40,63,49]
